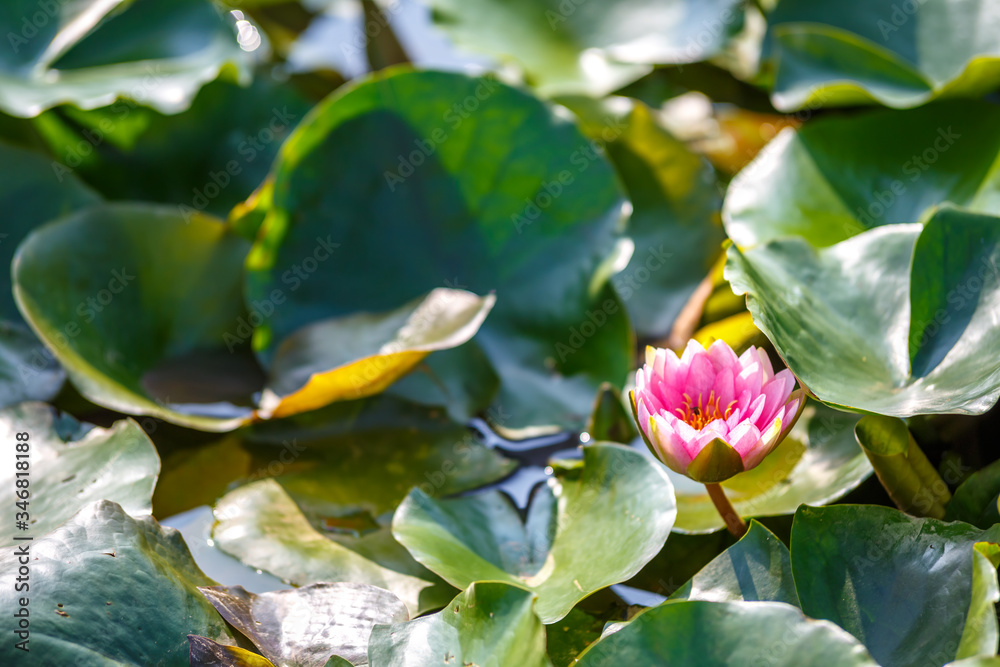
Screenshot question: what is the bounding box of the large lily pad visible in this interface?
[243,68,632,435]
[672,401,871,533]
[426,0,744,96]
[0,402,159,546]
[791,504,1000,667]
[391,443,675,623]
[0,139,100,405]
[726,207,1000,417]
[574,600,878,666]
[367,582,551,667]
[212,479,453,617]
[561,96,724,338]
[13,202,258,431]
[762,0,1000,110]
[199,583,407,667]
[723,101,1000,249]
[0,500,232,665]
[0,0,248,117]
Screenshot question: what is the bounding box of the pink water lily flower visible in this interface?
[630,340,805,483]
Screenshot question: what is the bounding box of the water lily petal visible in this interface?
[760,369,795,425]
[713,367,736,411]
[727,420,762,460]
[735,361,763,401]
[686,352,716,399]
[650,414,694,472]
[708,339,740,372]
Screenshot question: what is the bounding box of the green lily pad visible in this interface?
[723,101,1000,249]
[243,68,631,435]
[1,402,159,547]
[199,583,407,667]
[791,504,1000,667]
[761,0,1000,110]
[13,202,259,431]
[212,479,453,617]
[0,0,248,118]
[672,401,871,533]
[574,600,878,666]
[0,500,232,665]
[670,521,798,605]
[561,96,724,338]
[426,0,744,96]
[392,443,676,623]
[726,207,1000,417]
[34,77,311,219]
[367,582,551,667]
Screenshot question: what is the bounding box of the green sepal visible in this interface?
[686,437,745,483]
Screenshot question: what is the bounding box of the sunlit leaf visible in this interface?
[727,207,1000,417]
[392,443,675,623]
[199,583,407,667]
[427,0,744,96]
[260,289,495,419]
[762,0,1000,110]
[575,600,878,666]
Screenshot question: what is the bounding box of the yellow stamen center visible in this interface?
[674,391,737,430]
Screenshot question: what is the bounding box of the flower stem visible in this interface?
[705,483,748,538]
